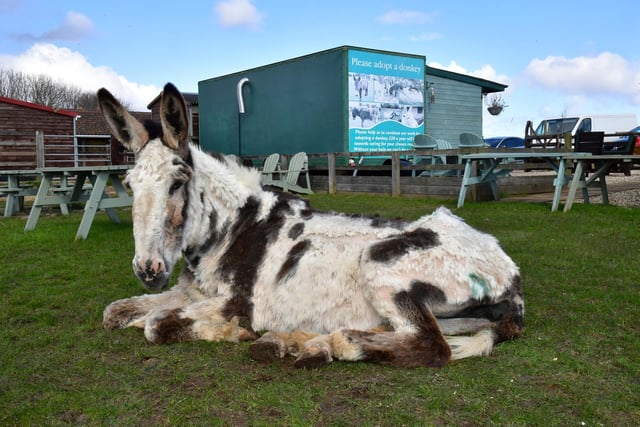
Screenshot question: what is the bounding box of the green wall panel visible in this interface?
[199,49,346,156]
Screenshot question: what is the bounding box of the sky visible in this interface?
[1,0,639,138]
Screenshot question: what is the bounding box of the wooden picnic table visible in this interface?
[458,151,640,212]
[0,169,39,217]
[456,151,592,211]
[24,165,132,240]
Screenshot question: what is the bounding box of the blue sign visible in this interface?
[348,49,425,152]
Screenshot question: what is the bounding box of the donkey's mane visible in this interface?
[143,120,163,141]
[185,144,264,207]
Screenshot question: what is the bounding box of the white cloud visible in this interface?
[11,11,95,42]
[427,60,466,74]
[409,32,442,42]
[214,0,263,29]
[525,52,640,104]
[428,60,510,86]
[0,0,21,13]
[471,64,510,86]
[377,9,436,25]
[0,43,160,110]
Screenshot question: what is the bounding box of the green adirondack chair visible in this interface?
[277,152,313,194]
[260,153,281,187]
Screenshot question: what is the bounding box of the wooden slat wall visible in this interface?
[0,101,75,170]
[424,75,483,145]
[0,138,36,169]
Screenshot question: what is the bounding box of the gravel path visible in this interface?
[586,171,640,207]
[509,169,640,208]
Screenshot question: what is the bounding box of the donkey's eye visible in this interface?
[169,181,183,195]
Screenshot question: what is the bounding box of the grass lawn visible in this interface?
[0,195,639,426]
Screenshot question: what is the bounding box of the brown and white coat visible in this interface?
[98,83,524,368]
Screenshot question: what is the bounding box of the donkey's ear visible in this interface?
[159,83,189,150]
[97,88,149,153]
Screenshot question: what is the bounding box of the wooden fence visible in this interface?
[1,131,115,169]
[245,149,560,200]
[36,132,112,167]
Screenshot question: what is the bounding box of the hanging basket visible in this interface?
[487,106,503,116]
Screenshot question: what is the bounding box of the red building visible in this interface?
[0,96,150,169]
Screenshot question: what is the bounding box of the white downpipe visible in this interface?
[237,78,249,113]
[73,115,81,167]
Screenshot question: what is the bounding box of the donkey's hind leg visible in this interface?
[248,327,394,368]
[248,331,320,363]
[294,288,452,368]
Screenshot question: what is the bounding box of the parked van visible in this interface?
[525,113,638,148]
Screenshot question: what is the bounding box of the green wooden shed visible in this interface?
[198,46,427,157]
[197,46,506,156]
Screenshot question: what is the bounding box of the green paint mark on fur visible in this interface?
[469,273,489,299]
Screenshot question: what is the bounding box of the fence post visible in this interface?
[35,130,44,168]
[327,153,336,194]
[469,160,479,202]
[563,132,572,151]
[391,151,400,196]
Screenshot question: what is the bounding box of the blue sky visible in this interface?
[1,0,638,137]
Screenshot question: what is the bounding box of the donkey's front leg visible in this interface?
[103,286,190,331]
[144,298,258,345]
[103,268,197,331]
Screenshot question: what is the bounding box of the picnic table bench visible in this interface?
[24,165,132,239]
[0,169,38,217]
[562,154,640,211]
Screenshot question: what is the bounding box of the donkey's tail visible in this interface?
[445,329,495,360]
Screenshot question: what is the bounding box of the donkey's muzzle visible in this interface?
[133,258,170,291]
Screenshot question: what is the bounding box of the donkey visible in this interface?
[351,106,379,128]
[352,74,369,99]
[98,83,524,368]
[401,107,419,128]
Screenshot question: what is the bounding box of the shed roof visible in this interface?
[0,95,79,117]
[425,65,507,94]
[147,92,198,109]
[72,110,152,136]
[199,46,506,96]
[202,45,427,84]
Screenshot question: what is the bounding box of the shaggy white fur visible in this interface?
[98,83,524,368]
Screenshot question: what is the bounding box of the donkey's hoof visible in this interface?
[144,309,194,344]
[248,333,286,363]
[293,344,333,369]
[103,302,143,330]
[103,315,124,331]
[248,342,283,363]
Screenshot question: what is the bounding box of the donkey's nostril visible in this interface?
[145,259,160,278]
[133,258,170,290]
[134,258,165,279]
